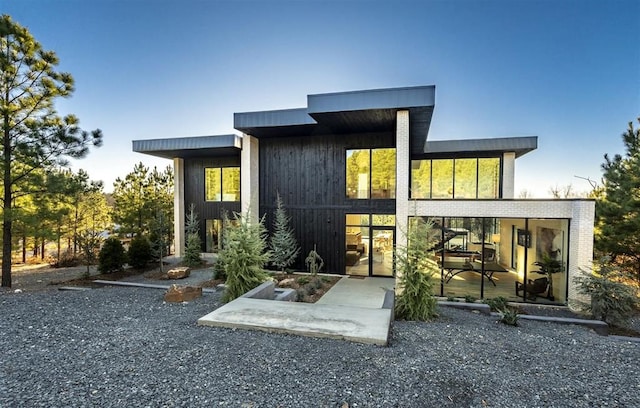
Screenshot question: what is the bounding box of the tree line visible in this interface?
[0,15,173,287]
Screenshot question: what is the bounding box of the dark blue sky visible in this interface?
[4,0,639,196]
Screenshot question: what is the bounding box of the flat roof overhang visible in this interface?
[132,134,242,159]
[233,86,435,142]
[234,108,319,137]
[420,136,538,158]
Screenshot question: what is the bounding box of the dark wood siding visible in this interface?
[184,156,241,249]
[259,131,396,273]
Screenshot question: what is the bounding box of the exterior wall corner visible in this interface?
[173,157,185,257]
[567,200,596,309]
[241,134,260,223]
[395,110,410,289]
[502,152,515,198]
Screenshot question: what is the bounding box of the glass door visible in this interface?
[371,227,394,277]
[345,214,395,277]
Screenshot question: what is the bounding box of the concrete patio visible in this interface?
[197,276,396,345]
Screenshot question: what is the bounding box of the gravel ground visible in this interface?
[9,265,101,291]
[1,287,639,407]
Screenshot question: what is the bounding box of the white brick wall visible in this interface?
[395,110,410,250]
[411,199,592,219]
[407,198,595,305]
[568,200,595,305]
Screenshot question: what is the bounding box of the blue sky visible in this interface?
[4,0,639,196]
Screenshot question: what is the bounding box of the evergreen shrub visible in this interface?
[98,237,126,273]
[269,193,300,272]
[128,236,152,269]
[573,257,639,326]
[183,204,202,267]
[211,259,226,281]
[218,210,271,302]
[394,217,439,321]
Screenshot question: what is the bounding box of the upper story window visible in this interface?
[205,167,240,202]
[411,157,500,199]
[346,148,396,199]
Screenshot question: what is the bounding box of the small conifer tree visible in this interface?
[128,235,152,269]
[269,193,300,272]
[76,229,102,277]
[395,216,439,321]
[98,237,126,273]
[218,209,271,302]
[183,204,202,267]
[573,257,639,326]
[150,210,171,273]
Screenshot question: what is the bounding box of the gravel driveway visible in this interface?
[1,287,638,407]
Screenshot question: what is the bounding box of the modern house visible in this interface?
[133,85,594,305]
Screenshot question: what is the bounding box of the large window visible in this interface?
[411,157,500,199]
[346,148,396,199]
[477,158,500,198]
[205,167,240,202]
[431,159,453,199]
[421,216,568,305]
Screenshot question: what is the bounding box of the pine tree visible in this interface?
[76,229,102,277]
[183,204,202,267]
[1,16,103,287]
[218,209,271,302]
[112,162,173,237]
[596,117,640,279]
[269,193,300,272]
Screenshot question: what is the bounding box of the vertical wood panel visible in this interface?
[259,131,396,273]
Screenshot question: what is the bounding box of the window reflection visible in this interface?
[346,149,370,199]
[478,158,500,198]
[454,158,476,199]
[205,167,240,202]
[411,160,431,199]
[431,159,453,199]
[346,148,396,199]
[371,148,396,198]
[372,214,395,226]
[205,168,221,201]
[222,167,240,201]
[410,157,500,199]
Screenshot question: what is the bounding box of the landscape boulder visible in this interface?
[164,285,202,302]
[167,266,191,279]
[278,278,295,287]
